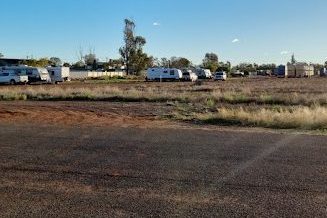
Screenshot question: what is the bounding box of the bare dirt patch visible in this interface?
[0,101,173,128]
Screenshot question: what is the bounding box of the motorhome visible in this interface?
[47,67,71,84]
[146,68,183,81]
[1,66,51,84]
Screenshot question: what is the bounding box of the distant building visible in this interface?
[287,62,314,77]
[0,58,27,66]
[284,54,314,78]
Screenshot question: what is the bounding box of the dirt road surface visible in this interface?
[0,101,327,217]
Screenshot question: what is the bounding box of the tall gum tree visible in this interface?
[119,19,149,75]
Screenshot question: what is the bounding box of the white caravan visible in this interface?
[146,68,183,81]
[195,68,212,79]
[182,70,198,82]
[47,67,71,84]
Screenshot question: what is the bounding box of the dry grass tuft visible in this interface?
[197,106,327,130]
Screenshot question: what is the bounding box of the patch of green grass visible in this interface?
[205,98,216,109]
[0,93,27,101]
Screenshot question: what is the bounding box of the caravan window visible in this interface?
[0,73,9,76]
[163,70,168,74]
[26,69,33,75]
[14,69,21,75]
[170,70,175,75]
[33,69,39,75]
[17,69,27,75]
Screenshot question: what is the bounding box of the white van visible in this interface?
[0,69,28,85]
[146,68,183,81]
[2,66,51,84]
[47,67,70,84]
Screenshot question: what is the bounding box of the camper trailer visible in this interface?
[1,66,51,84]
[182,69,198,82]
[195,68,212,79]
[47,67,70,84]
[146,68,183,81]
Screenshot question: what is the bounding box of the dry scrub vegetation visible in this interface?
[1,77,327,130]
[187,106,327,130]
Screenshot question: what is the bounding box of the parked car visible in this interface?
[320,68,327,77]
[2,66,51,84]
[182,70,198,82]
[47,67,71,84]
[0,69,28,85]
[146,68,183,81]
[231,70,245,77]
[214,71,227,81]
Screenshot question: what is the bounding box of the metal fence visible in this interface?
[70,71,126,79]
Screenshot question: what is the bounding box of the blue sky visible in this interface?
[0,0,326,65]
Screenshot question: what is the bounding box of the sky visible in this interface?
[0,0,327,65]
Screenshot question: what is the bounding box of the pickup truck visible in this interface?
[0,70,28,85]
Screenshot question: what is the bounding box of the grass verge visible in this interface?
[1,85,327,107]
[190,106,327,130]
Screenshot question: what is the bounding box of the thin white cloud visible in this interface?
[153,22,160,26]
[232,38,240,43]
[280,51,289,55]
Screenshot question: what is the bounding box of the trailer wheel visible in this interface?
[10,80,16,85]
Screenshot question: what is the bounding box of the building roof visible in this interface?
[0,58,28,66]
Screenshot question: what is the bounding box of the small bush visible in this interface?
[205,98,216,109]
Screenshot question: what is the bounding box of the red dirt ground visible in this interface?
[0,101,173,128]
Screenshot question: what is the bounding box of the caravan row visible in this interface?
[146,68,215,82]
[0,66,70,84]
